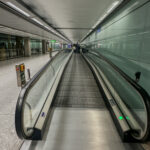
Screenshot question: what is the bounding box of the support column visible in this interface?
[42,40,47,54]
[24,38,31,57]
[16,37,24,57]
[46,41,49,52]
[62,43,64,49]
[63,44,66,49]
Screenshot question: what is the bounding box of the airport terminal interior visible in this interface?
[0,0,150,150]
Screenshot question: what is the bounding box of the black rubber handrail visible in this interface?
[15,50,63,139]
[88,50,150,141]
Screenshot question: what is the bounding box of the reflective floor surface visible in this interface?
[0,52,58,150]
[21,108,143,150]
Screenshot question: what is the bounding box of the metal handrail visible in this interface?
[15,50,63,139]
[88,50,150,141]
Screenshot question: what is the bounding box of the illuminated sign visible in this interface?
[51,40,56,43]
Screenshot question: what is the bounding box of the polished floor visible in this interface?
[21,108,137,150]
[0,52,58,150]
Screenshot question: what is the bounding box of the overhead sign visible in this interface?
[68,44,72,48]
[51,40,56,43]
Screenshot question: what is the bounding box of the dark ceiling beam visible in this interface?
[0,23,51,39]
[56,28,93,30]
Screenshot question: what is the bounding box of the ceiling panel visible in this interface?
[58,29,89,42]
[0,6,66,43]
[19,0,119,42]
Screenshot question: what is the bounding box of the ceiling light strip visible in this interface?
[32,18,44,26]
[92,1,121,29]
[81,0,122,42]
[6,2,30,17]
[6,2,69,42]
[107,1,120,13]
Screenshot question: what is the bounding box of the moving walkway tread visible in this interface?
[53,53,105,108]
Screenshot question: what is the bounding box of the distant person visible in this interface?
[76,44,80,53]
[72,46,76,52]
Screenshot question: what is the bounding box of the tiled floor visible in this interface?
[0,52,58,150]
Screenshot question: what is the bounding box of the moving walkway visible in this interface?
[15,49,150,150]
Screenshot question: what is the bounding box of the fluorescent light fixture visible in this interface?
[6,2,30,17]
[45,25,67,41]
[92,1,121,29]
[44,26,50,30]
[99,14,107,21]
[107,1,120,13]
[44,26,56,33]
[46,26,56,33]
[32,18,44,26]
[81,0,122,42]
[92,13,107,29]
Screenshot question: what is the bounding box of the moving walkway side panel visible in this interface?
[82,50,150,142]
[15,49,73,140]
[82,53,130,141]
[32,52,73,140]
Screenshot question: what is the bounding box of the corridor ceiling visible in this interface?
[17,0,122,43]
